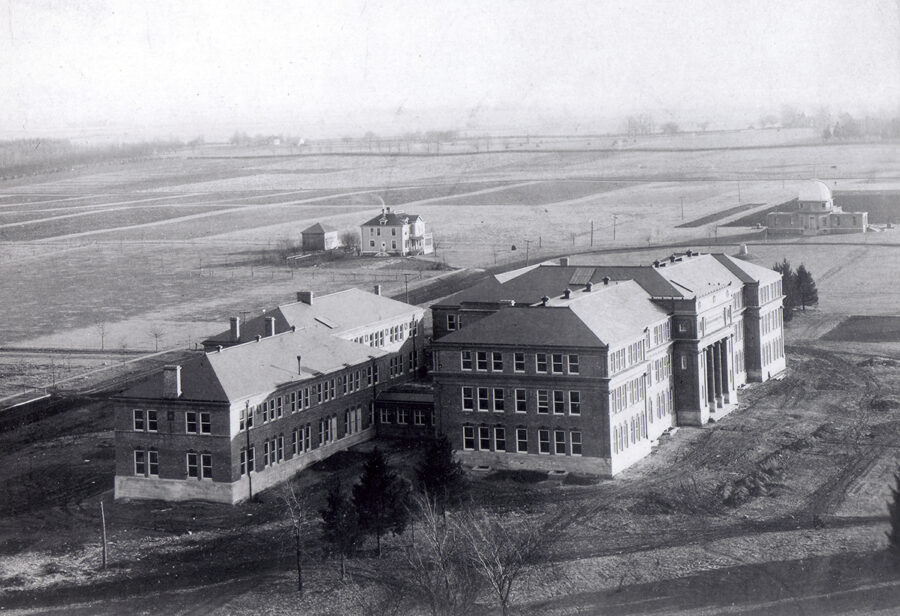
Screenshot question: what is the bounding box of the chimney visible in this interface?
[297,291,314,305]
[670,255,676,263]
[585,282,593,292]
[602,276,610,285]
[265,316,276,337]
[297,355,303,374]
[162,365,182,399]
[386,206,391,213]
[374,284,382,296]
[559,257,569,267]
[541,296,549,306]
[563,288,571,299]
[255,335,262,342]
[653,260,660,267]
[230,317,240,342]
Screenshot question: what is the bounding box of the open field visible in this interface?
[1,341,899,615]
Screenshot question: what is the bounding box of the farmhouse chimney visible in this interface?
[541,296,549,306]
[559,257,569,267]
[230,317,240,342]
[374,284,382,296]
[297,291,314,305]
[162,365,182,399]
[265,316,276,337]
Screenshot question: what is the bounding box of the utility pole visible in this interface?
[100,500,108,570]
[590,220,594,246]
[612,215,618,241]
[524,239,531,266]
[403,273,410,304]
[737,181,742,204]
[680,197,684,221]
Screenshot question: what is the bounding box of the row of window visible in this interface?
[610,339,645,375]
[133,409,210,434]
[351,320,419,348]
[763,336,784,366]
[651,321,671,346]
[133,449,211,479]
[759,280,782,305]
[461,425,582,456]
[611,376,645,414]
[460,351,579,375]
[239,368,379,430]
[461,386,581,415]
[651,354,672,384]
[651,388,673,421]
[368,226,403,237]
[378,407,433,426]
[761,308,783,335]
[612,412,647,454]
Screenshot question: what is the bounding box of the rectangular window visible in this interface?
[477,387,490,411]
[145,409,157,432]
[304,424,311,451]
[516,428,528,452]
[514,352,525,372]
[277,397,284,418]
[133,409,145,431]
[571,431,582,456]
[493,388,505,412]
[555,430,566,455]
[492,352,503,371]
[568,354,580,374]
[462,387,474,411]
[380,408,391,424]
[187,452,199,478]
[463,426,475,450]
[134,450,146,475]
[290,391,297,412]
[515,389,527,413]
[414,409,425,425]
[552,354,564,374]
[569,391,581,415]
[536,353,548,373]
[476,351,488,371]
[479,426,491,450]
[199,412,211,434]
[277,436,284,461]
[447,314,458,331]
[553,390,565,414]
[537,390,549,414]
[316,383,323,403]
[201,453,212,479]
[494,427,506,452]
[292,429,299,455]
[538,429,550,454]
[461,350,473,370]
[398,408,409,424]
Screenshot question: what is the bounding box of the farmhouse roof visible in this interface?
[302,222,337,234]
[122,328,386,403]
[361,210,422,227]
[203,288,419,346]
[798,180,832,202]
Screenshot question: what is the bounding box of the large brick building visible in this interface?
[114,288,425,504]
[431,252,785,476]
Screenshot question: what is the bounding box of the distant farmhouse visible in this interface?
[114,288,426,504]
[361,207,434,256]
[430,252,786,477]
[301,222,342,252]
[766,180,868,235]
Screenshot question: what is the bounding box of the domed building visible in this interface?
[766,180,868,235]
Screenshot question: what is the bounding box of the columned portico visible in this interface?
[703,337,737,419]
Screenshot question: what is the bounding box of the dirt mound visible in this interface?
[869,396,900,412]
[722,465,786,507]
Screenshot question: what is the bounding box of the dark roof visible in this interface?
[436,306,607,348]
[361,210,422,227]
[435,264,680,307]
[302,222,337,234]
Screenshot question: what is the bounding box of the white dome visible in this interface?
[798,180,832,202]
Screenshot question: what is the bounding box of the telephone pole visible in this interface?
[590,220,594,246]
[612,215,618,241]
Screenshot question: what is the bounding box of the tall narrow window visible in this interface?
[568,354,580,374]
[537,390,549,414]
[134,450,146,475]
[553,390,565,414]
[493,388,505,412]
[571,431,582,456]
[462,387,474,411]
[479,426,491,450]
[477,387,490,412]
[494,427,506,452]
[554,430,566,455]
[492,352,503,371]
[461,351,473,370]
[516,428,528,452]
[463,426,475,450]
[514,352,525,372]
[538,429,550,454]
[515,389,527,413]
[569,391,581,415]
[552,354,564,374]
[536,353,548,373]
[476,352,488,371]
[133,409,145,431]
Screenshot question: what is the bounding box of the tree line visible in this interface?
[0,138,182,180]
[773,259,819,320]
[283,435,567,616]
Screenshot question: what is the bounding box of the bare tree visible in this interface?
[400,493,482,616]
[95,322,106,351]
[458,507,569,616]
[281,482,313,595]
[340,230,361,253]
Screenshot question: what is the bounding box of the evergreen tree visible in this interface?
[773,259,796,321]
[353,447,410,556]
[416,433,468,514]
[796,264,819,310]
[888,469,900,565]
[320,478,360,579]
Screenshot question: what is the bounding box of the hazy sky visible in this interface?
[1,0,899,139]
